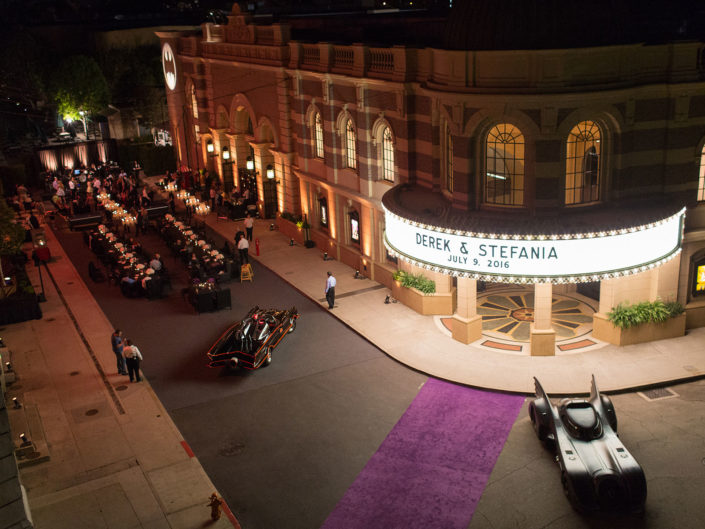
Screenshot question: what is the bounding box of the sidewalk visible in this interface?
[196,202,705,396]
[3,223,239,528]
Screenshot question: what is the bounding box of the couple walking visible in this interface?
[111,329,144,382]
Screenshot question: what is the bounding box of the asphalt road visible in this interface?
[55,225,705,529]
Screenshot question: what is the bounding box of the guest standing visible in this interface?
[122,339,143,382]
[244,213,254,241]
[237,234,250,264]
[325,271,336,309]
[111,329,128,375]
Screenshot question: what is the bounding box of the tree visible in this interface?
[98,45,166,129]
[50,55,110,122]
[0,196,26,298]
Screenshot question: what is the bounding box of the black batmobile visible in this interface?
[528,376,647,514]
[207,306,298,370]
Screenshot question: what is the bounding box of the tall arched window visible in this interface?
[566,121,601,205]
[314,112,324,158]
[698,144,705,202]
[190,84,199,137]
[485,124,524,206]
[382,126,395,181]
[345,119,357,169]
[443,122,454,193]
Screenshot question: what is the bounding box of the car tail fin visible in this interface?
[534,377,550,402]
[590,374,600,401]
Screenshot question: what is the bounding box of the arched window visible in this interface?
[485,124,524,206]
[345,119,357,169]
[314,112,324,158]
[698,144,705,202]
[443,122,454,193]
[382,126,395,181]
[566,121,601,205]
[190,84,199,137]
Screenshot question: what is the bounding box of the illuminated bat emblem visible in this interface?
[162,43,177,90]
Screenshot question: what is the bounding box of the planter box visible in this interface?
[276,218,304,245]
[592,312,686,346]
[392,281,455,315]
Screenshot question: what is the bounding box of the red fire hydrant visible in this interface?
[255,238,260,256]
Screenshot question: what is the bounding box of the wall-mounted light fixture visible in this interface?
[266,164,275,179]
[246,156,255,171]
[222,146,231,162]
[206,140,216,156]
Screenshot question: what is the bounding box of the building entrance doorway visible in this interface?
[262,179,277,218]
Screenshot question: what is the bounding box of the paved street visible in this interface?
[47,221,705,529]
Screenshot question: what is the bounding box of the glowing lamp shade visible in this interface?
[266,164,274,179]
[246,156,254,171]
[222,147,230,161]
[206,140,215,154]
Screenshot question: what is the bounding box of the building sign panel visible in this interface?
[384,208,684,283]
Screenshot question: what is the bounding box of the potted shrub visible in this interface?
[593,300,686,346]
[391,269,453,315]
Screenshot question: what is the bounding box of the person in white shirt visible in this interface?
[325,271,336,309]
[122,339,144,382]
[237,235,249,264]
[244,213,254,241]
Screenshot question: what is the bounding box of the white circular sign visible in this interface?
[162,43,177,91]
[383,208,684,283]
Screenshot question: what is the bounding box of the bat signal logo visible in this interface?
[162,43,177,91]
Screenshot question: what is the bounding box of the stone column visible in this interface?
[530,282,555,356]
[451,277,482,344]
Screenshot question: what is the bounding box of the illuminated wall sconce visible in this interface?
[266,164,275,179]
[246,156,255,171]
[222,146,231,162]
[206,140,216,156]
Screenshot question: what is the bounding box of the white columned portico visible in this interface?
[530,282,555,356]
[452,277,482,344]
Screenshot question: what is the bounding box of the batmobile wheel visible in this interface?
[529,402,548,442]
[287,318,296,333]
[264,346,273,366]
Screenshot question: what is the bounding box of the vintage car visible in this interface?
[528,376,647,513]
[207,306,298,370]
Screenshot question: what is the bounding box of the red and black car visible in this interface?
[207,306,298,370]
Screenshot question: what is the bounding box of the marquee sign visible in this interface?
[162,43,177,91]
[383,207,685,283]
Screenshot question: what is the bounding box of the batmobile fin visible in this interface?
[534,377,550,402]
[590,374,599,401]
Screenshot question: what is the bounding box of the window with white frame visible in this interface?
[485,123,524,206]
[345,119,357,169]
[566,121,601,205]
[314,112,324,158]
[382,126,395,181]
[698,144,705,201]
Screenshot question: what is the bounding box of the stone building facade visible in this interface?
[158,4,705,353]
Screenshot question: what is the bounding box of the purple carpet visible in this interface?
[321,379,525,529]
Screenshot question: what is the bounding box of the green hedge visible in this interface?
[116,141,176,176]
[393,269,436,294]
[607,300,684,329]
